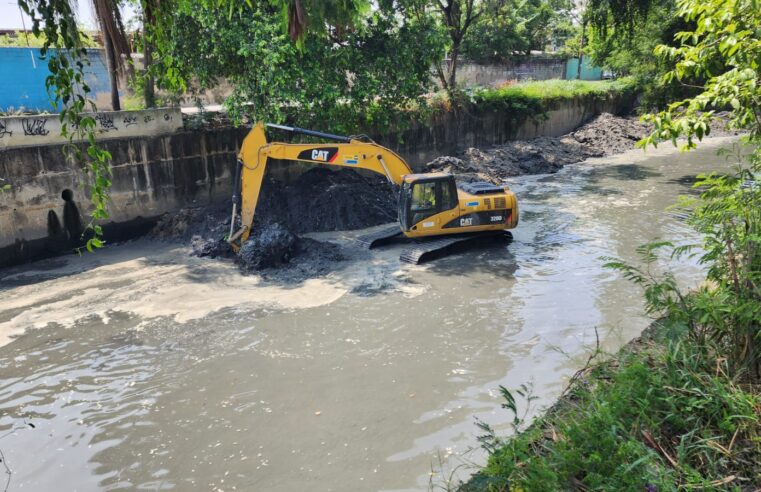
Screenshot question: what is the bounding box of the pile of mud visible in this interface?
[151,168,394,277]
[258,168,396,233]
[426,112,743,183]
[425,113,647,182]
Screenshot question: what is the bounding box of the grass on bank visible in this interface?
[463,330,761,491]
[467,77,637,115]
[462,322,761,492]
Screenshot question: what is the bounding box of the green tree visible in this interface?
[585,0,700,109]
[636,0,761,378]
[159,1,443,132]
[462,0,574,62]
[400,0,481,101]
[0,30,100,47]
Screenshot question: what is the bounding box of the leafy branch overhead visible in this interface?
[157,1,444,132]
[17,0,113,253]
[634,0,761,377]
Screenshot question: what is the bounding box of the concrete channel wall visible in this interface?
[0,94,634,267]
[384,93,634,165]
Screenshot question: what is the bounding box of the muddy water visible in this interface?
[0,138,737,491]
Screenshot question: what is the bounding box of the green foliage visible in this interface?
[587,0,656,39]
[635,0,761,378]
[461,0,575,62]
[467,339,761,491]
[158,1,443,133]
[17,0,112,253]
[586,0,701,110]
[0,30,100,48]
[470,78,636,114]
[640,0,761,148]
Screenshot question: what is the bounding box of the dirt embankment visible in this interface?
[151,112,740,277]
[425,112,741,183]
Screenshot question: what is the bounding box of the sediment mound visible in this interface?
[151,167,393,275]
[569,112,649,155]
[425,113,650,181]
[257,168,397,233]
[237,223,298,270]
[425,136,593,181]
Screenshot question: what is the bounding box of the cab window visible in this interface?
[411,182,436,211]
[440,181,457,210]
[410,182,437,225]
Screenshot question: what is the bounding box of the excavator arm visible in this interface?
[229,122,413,247]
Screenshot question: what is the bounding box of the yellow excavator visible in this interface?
[228,122,519,263]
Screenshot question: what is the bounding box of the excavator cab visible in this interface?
[398,174,458,232]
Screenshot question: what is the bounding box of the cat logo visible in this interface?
[460,217,473,227]
[312,150,330,161]
[297,147,338,163]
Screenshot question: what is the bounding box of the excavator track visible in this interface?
[399,231,510,264]
[356,225,404,249]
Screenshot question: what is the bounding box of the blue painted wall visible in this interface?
[0,48,112,111]
[565,56,603,81]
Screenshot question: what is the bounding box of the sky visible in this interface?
[1,1,99,30]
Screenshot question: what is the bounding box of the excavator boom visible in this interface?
[230,122,412,247]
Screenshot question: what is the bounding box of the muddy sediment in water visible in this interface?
[150,167,391,279]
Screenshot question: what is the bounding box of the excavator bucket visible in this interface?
[229,123,269,250]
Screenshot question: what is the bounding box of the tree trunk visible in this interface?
[142,3,156,108]
[576,20,586,80]
[448,43,459,91]
[143,38,156,108]
[103,34,121,110]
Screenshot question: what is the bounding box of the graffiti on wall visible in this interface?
[0,121,12,138]
[0,109,183,148]
[21,118,50,136]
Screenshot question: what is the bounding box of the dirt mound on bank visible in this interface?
[425,113,649,181]
[569,112,649,155]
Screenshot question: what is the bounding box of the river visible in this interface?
[0,138,737,491]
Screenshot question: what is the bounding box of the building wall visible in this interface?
[564,56,604,81]
[0,48,114,111]
[452,57,568,88]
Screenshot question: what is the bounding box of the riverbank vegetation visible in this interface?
[461,0,761,488]
[462,322,760,490]
[469,78,635,114]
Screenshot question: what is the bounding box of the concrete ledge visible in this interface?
[0,108,182,149]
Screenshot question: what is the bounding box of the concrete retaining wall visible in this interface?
[0,126,247,267]
[0,108,182,149]
[0,93,634,267]
[382,93,634,166]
